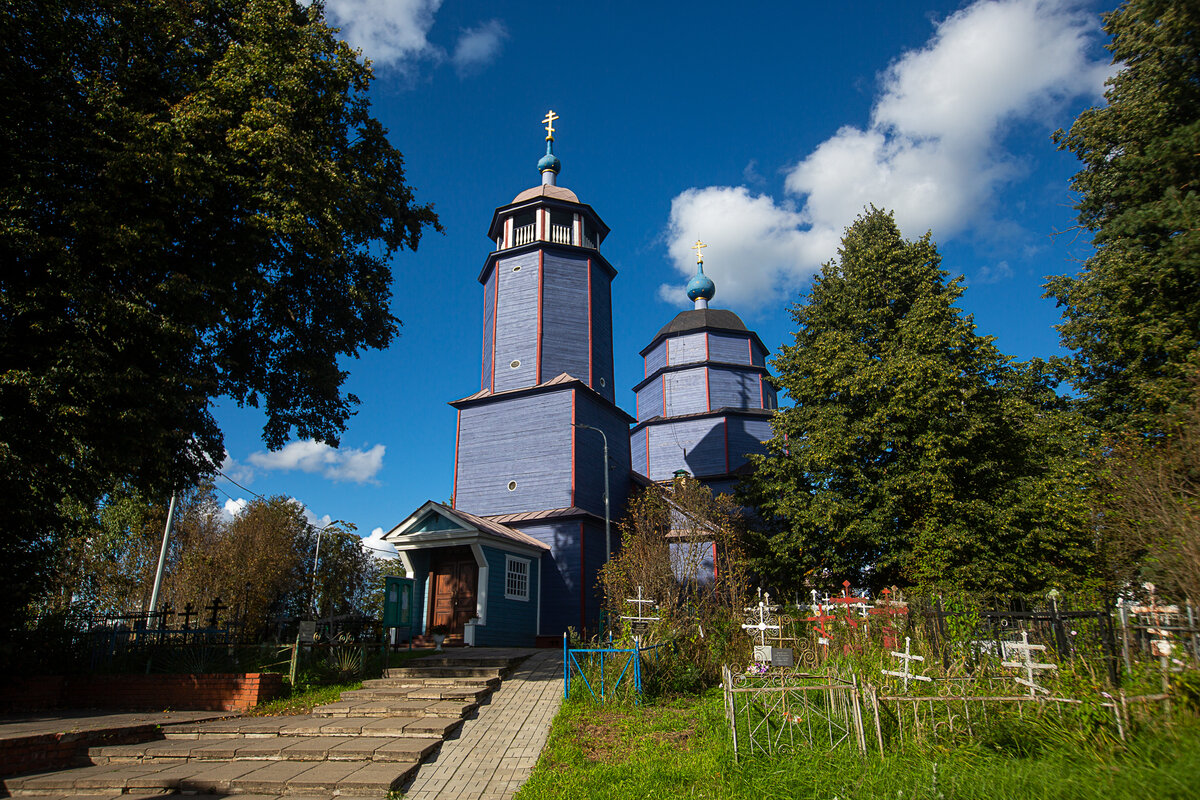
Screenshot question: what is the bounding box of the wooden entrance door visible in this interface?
[429,547,478,636]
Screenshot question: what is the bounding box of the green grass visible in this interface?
[515,690,1200,800]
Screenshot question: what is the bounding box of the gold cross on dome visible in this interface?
[692,239,707,264]
[542,110,558,140]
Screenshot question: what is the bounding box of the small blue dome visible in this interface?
[538,141,560,173]
[687,265,715,302]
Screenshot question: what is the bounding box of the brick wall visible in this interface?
[0,673,284,713]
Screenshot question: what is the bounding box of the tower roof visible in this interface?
[639,308,769,357]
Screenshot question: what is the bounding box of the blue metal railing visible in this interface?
[562,632,658,704]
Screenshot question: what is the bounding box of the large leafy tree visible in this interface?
[0,0,439,620]
[740,209,1094,597]
[1046,0,1200,433]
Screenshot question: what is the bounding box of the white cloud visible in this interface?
[218,453,256,486]
[323,0,443,67]
[222,497,248,519]
[248,440,386,484]
[664,0,1109,310]
[976,260,1014,284]
[660,186,837,309]
[452,19,507,75]
[361,527,399,560]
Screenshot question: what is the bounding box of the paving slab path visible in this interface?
[1,648,563,800]
[401,650,562,800]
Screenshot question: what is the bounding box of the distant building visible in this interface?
[383,117,772,646]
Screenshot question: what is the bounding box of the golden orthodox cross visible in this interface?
[542,110,558,140]
[692,239,707,264]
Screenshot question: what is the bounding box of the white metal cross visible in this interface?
[881,636,931,692]
[1001,631,1057,696]
[742,597,781,647]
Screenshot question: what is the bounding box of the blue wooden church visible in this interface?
[382,114,772,646]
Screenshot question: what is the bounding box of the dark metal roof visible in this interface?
[653,309,748,340]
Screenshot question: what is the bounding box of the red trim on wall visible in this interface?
[536,250,544,384]
[661,374,667,416]
[665,337,670,366]
[481,273,489,390]
[759,375,764,409]
[570,390,577,507]
[452,410,461,508]
[635,387,640,420]
[705,367,711,411]
[579,521,586,634]
[705,332,710,361]
[747,337,753,364]
[723,417,730,473]
[490,272,499,393]
[712,541,719,581]
[645,429,650,476]
[587,258,594,387]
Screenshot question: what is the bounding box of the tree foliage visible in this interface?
[0,0,438,619]
[1046,0,1200,433]
[1096,379,1200,602]
[36,487,386,637]
[740,209,1095,598]
[600,478,750,692]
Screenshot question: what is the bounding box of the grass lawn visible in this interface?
[515,689,1200,800]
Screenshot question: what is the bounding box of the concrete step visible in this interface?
[336,683,495,702]
[380,665,506,680]
[359,675,501,690]
[89,735,439,765]
[386,655,523,672]
[5,759,417,797]
[313,697,479,719]
[161,714,462,739]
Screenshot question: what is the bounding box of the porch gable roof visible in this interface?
[383,500,550,557]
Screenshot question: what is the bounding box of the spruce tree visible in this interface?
[741,209,1093,596]
[1046,0,1200,433]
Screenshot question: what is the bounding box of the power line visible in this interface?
[216,468,265,501]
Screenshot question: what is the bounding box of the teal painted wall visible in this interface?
[475,545,539,647]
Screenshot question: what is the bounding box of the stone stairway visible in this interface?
[3,654,527,799]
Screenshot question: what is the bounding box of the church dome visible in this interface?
[686,268,715,302]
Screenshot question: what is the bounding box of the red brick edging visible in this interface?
[0,673,284,714]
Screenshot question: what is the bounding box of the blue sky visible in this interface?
[213,0,1114,556]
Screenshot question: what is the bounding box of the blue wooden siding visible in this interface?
[475,545,538,647]
[454,390,574,516]
[726,415,773,470]
[541,252,590,385]
[631,428,647,474]
[751,341,767,367]
[704,477,738,498]
[763,379,778,409]
[667,332,706,365]
[636,376,663,421]
[644,341,667,377]
[512,519,582,635]
[709,332,751,365]
[664,368,708,416]
[493,251,540,392]
[709,368,763,410]
[482,270,495,389]
[590,261,616,403]
[573,392,633,521]
[670,539,716,585]
[646,417,727,480]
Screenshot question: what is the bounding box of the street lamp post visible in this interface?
[310,521,350,617]
[571,423,611,564]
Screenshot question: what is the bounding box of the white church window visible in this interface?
[505,556,529,601]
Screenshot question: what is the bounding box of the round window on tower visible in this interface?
[599,377,606,388]
[507,480,517,491]
[510,360,521,369]
[513,265,522,272]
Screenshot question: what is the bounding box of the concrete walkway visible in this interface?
[402,650,562,800]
